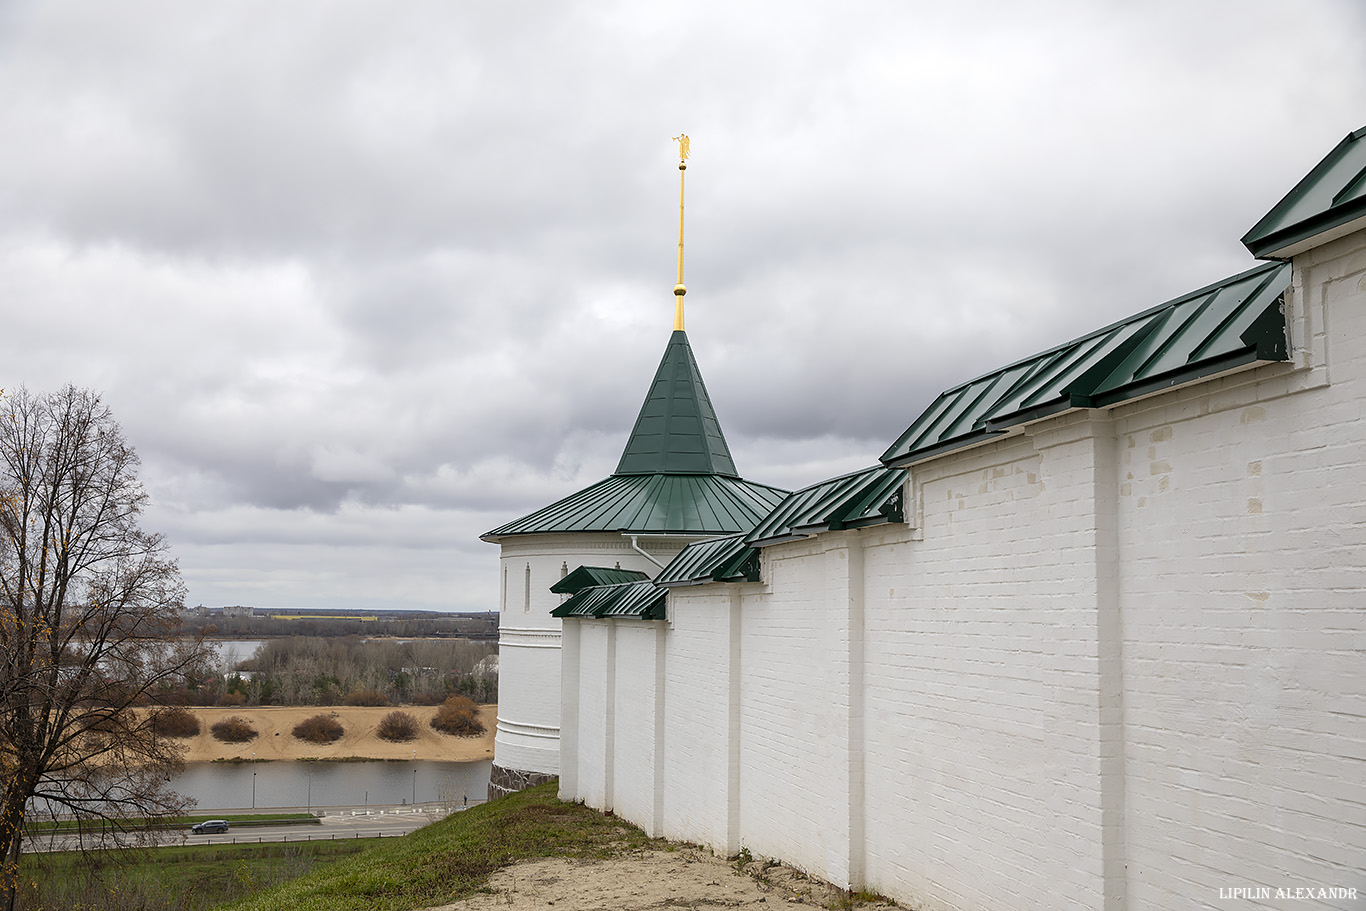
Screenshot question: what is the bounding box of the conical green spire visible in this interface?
[615,330,739,477]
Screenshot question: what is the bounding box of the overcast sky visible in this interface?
[2,1,1363,612]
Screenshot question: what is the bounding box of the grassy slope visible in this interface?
[19,840,373,911]
[218,782,653,911]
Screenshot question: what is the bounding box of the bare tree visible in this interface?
[0,386,209,911]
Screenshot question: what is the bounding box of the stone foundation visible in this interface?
[488,763,558,800]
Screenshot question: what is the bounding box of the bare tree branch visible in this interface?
[0,386,209,911]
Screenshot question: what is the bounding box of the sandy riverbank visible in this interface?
[172,705,495,762]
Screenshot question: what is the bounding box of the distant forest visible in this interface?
[191,612,498,641]
[158,637,498,707]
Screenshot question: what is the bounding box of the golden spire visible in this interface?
[672,134,689,331]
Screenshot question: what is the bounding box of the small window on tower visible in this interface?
[524,563,531,613]
[501,566,507,612]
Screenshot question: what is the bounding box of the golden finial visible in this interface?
[672,135,689,330]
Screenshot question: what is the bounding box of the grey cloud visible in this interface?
[1,0,1364,610]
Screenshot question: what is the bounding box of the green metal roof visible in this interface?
[482,472,789,539]
[550,565,650,595]
[484,329,789,541]
[616,330,738,476]
[550,580,666,620]
[881,261,1291,468]
[745,465,906,548]
[1243,126,1366,259]
[655,533,760,587]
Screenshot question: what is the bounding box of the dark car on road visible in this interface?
[191,820,229,834]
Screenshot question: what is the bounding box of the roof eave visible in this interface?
[882,429,1009,469]
[655,576,713,588]
[1242,126,1366,258]
[839,515,895,531]
[1243,206,1366,260]
[1087,349,1279,409]
[748,532,815,549]
[888,351,1286,468]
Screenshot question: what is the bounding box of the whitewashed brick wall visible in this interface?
[574,621,611,808]
[859,427,1116,910]
[612,621,664,833]
[737,533,859,886]
[1112,230,1366,910]
[661,587,739,851]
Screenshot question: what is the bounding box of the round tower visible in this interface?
[482,136,786,797]
[481,329,787,797]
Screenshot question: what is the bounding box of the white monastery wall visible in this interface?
[1112,231,1366,908]
[571,620,611,808]
[493,534,685,787]
[611,621,665,834]
[557,229,1366,909]
[660,586,739,851]
[859,429,1115,910]
[737,534,858,886]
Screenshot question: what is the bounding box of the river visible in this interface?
[172,759,492,811]
[205,639,266,666]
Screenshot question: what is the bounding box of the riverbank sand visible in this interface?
[174,705,495,762]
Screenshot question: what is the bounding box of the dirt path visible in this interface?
[173,705,495,762]
[425,846,900,911]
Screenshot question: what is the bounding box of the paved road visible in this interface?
[26,804,457,853]
[185,809,442,846]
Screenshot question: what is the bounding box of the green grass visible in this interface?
[218,781,653,911]
[210,757,272,764]
[17,840,374,911]
[293,756,409,763]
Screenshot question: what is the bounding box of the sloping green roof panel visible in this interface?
[483,473,789,539]
[745,466,906,548]
[828,468,908,529]
[551,584,618,618]
[550,565,650,595]
[550,580,666,620]
[1243,126,1366,259]
[881,262,1291,467]
[655,533,760,587]
[595,581,667,619]
[616,331,739,477]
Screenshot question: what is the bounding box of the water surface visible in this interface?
[172,759,491,811]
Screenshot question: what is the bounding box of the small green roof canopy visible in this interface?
[484,330,788,541]
[550,580,667,620]
[550,566,650,595]
[745,466,906,548]
[1243,125,1366,259]
[881,261,1291,468]
[655,533,760,587]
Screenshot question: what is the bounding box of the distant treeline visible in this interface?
[157,637,498,707]
[192,613,498,640]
